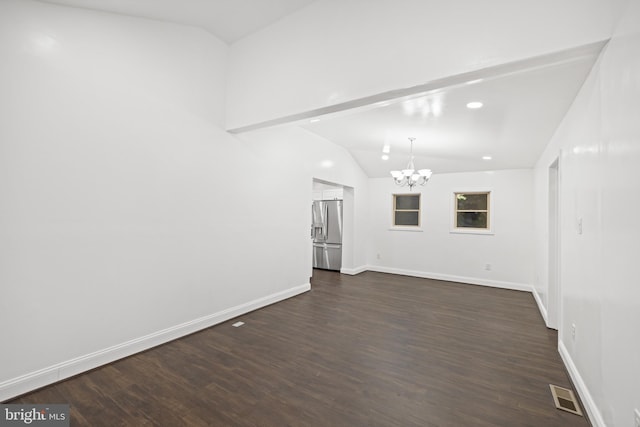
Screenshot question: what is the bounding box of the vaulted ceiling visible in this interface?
[38,0,316,43]
[37,0,605,177]
[301,46,602,176]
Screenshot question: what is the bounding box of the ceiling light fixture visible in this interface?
[382,144,390,154]
[381,154,389,160]
[390,137,432,190]
[482,156,492,160]
[309,118,321,123]
[466,101,483,109]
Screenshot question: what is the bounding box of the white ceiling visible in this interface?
[301,51,600,177]
[38,0,603,178]
[38,0,316,44]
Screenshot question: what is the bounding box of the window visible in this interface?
[393,194,420,227]
[454,192,490,230]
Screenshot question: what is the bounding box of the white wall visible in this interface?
[226,0,620,130]
[0,0,369,401]
[4,1,637,424]
[532,0,640,424]
[238,126,370,276]
[368,169,533,290]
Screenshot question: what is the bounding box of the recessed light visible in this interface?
[465,79,484,85]
[381,154,389,160]
[467,101,483,109]
[382,144,390,154]
[320,160,334,168]
[309,118,321,123]
[482,156,492,160]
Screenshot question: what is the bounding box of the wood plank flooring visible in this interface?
[9,270,589,426]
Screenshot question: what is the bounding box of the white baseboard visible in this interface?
[532,289,549,327]
[0,283,310,402]
[366,265,532,292]
[340,265,367,275]
[558,340,605,427]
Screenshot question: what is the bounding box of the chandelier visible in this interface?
[390,137,432,190]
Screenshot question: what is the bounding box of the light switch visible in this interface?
[577,218,583,235]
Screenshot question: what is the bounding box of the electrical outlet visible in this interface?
[633,408,640,427]
[571,323,576,340]
[485,263,492,271]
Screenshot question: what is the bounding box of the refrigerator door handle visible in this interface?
[311,202,324,240]
[324,203,329,240]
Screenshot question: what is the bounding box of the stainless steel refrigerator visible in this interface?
[311,200,343,271]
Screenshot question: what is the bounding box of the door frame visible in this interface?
[548,157,560,330]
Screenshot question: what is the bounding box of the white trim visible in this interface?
[532,289,549,327]
[558,340,605,427]
[388,227,423,232]
[365,265,531,292]
[0,283,310,402]
[546,155,561,330]
[449,229,495,235]
[451,188,494,234]
[340,265,367,275]
[392,193,422,228]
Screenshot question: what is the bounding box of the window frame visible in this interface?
[392,193,422,229]
[450,189,494,235]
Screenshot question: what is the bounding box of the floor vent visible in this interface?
[549,384,583,416]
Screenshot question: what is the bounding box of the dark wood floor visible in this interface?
[10,270,588,426]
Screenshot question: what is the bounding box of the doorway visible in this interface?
[311,179,351,279]
[548,158,560,330]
